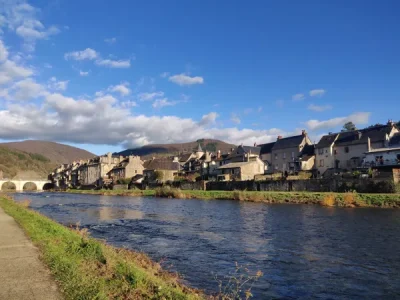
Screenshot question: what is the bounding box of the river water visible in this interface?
[13,192,400,299]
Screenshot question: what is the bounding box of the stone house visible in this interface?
[216,156,265,181]
[332,122,398,171]
[270,130,313,173]
[315,133,340,175]
[107,156,144,182]
[258,142,275,173]
[362,147,400,168]
[79,153,125,186]
[143,158,180,183]
[215,145,261,167]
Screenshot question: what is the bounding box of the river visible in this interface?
[13,192,400,299]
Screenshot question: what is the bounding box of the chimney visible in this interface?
[358,131,362,140]
[388,119,394,127]
[277,135,283,140]
[367,137,371,152]
[301,130,307,136]
[217,150,221,159]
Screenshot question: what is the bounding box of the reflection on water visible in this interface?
[14,192,400,299]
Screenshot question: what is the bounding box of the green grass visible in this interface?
[68,188,400,208]
[0,196,203,300]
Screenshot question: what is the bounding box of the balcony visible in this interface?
[362,159,400,168]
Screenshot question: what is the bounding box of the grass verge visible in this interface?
[0,195,203,300]
[67,188,400,208]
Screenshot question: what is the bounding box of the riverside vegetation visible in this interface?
[66,187,400,208]
[0,195,264,300]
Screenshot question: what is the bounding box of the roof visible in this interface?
[179,153,193,162]
[299,144,315,157]
[241,146,261,156]
[259,142,276,155]
[366,147,400,154]
[143,159,180,171]
[335,124,394,146]
[217,162,253,169]
[196,143,203,152]
[272,135,305,150]
[390,133,400,146]
[316,133,339,148]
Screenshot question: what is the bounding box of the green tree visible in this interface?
[342,121,356,131]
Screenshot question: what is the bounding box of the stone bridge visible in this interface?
[0,180,52,191]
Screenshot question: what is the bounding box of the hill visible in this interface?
[0,140,95,165]
[116,139,236,158]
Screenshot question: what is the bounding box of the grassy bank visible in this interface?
[67,188,400,208]
[0,196,203,300]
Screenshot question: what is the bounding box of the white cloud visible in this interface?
[95,59,130,68]
[244,108,253,115]
[0,40,8,62]
[138,91,164,101]
[276,99,284,108]
[305,112,370,131]
[292,93,305,101]
[152,98,177,109]
[168,73,204,86]
[309,89,326,97]
[64,48,98,61]
[0,59,33,85]
[257,106,262,113]
[48,77,69,91]
[308,104,332,112]
[231,113,241,124]
[44,63,52,69]
[0,2,60,51]
[198,112,218,126]
[104,37,117,44]
[120,100,137,108]
[108,82,130,96]
[79,70,89,76]
[8,78,46,101]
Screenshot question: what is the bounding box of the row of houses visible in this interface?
[50,120,400,187]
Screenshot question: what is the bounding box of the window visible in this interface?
[318,148,324,155]
[345,146,350,153]
[334,149,337,155]
[325,149,328,154]
[275,154,278,160]
[275,165,278,170]
[283,153,286,159]
[292,152,295,158]
[231,169,235,175]
[319,159,324,167]
[135,170,137,174]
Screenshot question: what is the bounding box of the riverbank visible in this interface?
[66,188,400,208]
[0,196,203,300]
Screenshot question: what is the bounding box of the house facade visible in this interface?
[271,130,313,173]
[315,133,339,175]
[216,156,265,181]
[143,158,180,183]
[258,142,275,173]
[107,156,144,181]
[362,147,400,168]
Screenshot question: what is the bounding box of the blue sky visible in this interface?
[0,0,399,155]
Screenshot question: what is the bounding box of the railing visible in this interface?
[362,159,400,167]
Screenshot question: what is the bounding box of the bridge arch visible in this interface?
[1,181,16,191]
[22,182,38,191]
[0,180,51,191]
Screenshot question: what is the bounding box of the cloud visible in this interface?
[108,82,130,96]
[64,48,98,61]
[104,37,117,44]
[0,40,8,62]
[79,70,89,76]
[8,78,46,101]
[243,108,253,115]
[120,100,137,108]
[309,89,326,97]
[276,99,284,108]
[48,77,69,91]
[305,112,370,131]
[307,104,332,112]
[257,106,262,113]
[198,112,218,126]
[168,73,204,86]
[95,59,130,68]
[160,72,170,78]
[0,59,33,85]
[152,98,177,109]
[0,2,60,51]
[44,63,52,69]
[138,91,164,101]
[231,113,241,124]
[292,93,305,101]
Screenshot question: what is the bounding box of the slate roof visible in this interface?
[241,146,261,156]
[299,144,315,157]
[143,159,180,171]
[259,142,276,155]
[334,125,392,146]
[316,134,339,148]
[179,153,193,162]
[272,135,305,150]
[389,133,400,146]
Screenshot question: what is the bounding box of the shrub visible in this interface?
[116,178,131,185]
[343,192,357,206]
[155,187,184,199]
[321,194,335,207]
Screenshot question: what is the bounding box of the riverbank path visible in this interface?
[0,207,62,300]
